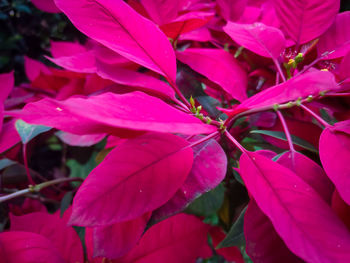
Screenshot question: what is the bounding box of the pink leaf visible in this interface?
[240,151,350,263]
[0,71,14,132]
[114,213,212,263]
[10,212,84,263]
[160,11,214,39]
[179,27,213,42]
[46,51,96,73]
[56,131,105,147]
[320,120,350,205]
[50,41,88,58]
[0,231,65,263]
[0,119,20,154]
[244,200,303,263]
[55,0,177,83]
[152,135,227,221]
[69,133,193,226]
[31,0,61,13]
[339,51,350,80]
[176,48,247,102]
[272,0,340,44]
[228,70,338,116]
[24,56,51,82]
[0,71,14,103]
[217,0,247,21]
[277,151,334,203]
[140,0,180,25]
[223,22,286,59]
[13,92,216,136]
[96,60,175,100]
[92,212,152,259]
[317,12,350,59]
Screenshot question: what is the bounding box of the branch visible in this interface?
[0,177,83,203]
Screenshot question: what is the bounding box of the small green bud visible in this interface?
[205,117,212,124]
[190,96,195,107]
[295,97,302,106]
[286,101,294,108]
[295,53,304,64]
[306,95,313,102]
[273,104,280,111]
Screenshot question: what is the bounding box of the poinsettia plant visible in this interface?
[1,0,350,262]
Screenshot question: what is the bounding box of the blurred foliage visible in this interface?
[0,0,85,83]
[1,0,349,84]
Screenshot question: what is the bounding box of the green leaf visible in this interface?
[186,184,225,217]
[217,206,247,248]
[15,119,51,144]
[0,158,16,170]
[60,191,73,217]
[66,152,98,186]
[250,130,318,153]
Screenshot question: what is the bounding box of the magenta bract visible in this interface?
[240,151,350,263]
[69,133,193,226]
[54,0,177,83]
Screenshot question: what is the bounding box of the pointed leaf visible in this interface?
[210,227,244,263]
[31,0,61,13]
[244,200,303,263]
[317,11,350,59]
[24,56,51,82]
[218,206,246,248]
[229,71,338,116]
[152,136,227,221]
[224,22,285,58]
[56,131,105,147]
[176,48,247,101]
[13,92,216,136]
[0,120,21,154]
[15,119,51,144]
[339,51,350,80]
[55,0,177,82]
[96,60,175,100]
[46,51,96,73]
[114,213,212,263]
[272,0,340,44]
[277,151,334,203]
[50,41,87,58]
[186,184,225,217]
[93,212,151,259]
[0,71,14,132]
[320,120,350,205]
[69,133,193,226]
[10,212,84,263]
[0,231,65,263]
[240,151,350,263]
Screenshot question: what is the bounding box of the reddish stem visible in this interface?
[186,131,220,149]
[23,143,35,185]
[273,59,287,82]
[167,79,191,109]
[300,104,331,128]
[277,111,296,169]
[224,130,247,153]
